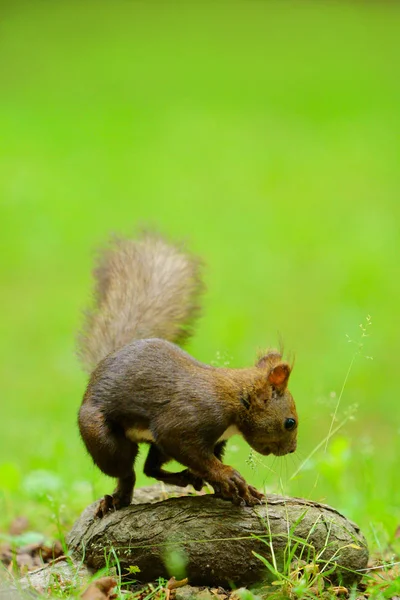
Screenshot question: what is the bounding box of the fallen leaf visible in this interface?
[167,577,189,590]
[328,585,349,596]
[209,588,228,599]
[40,540,64,562]
[0,543,12,565]
[9,517,29,536]
[16,552,41,572]
[81,576,117,600]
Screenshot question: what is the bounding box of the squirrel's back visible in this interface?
[77,232,204,372]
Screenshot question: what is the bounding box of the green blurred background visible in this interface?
[1,1,399,544]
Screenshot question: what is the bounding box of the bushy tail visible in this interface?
[77,232,204,372]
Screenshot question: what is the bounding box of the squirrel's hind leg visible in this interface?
[214,441,226,461]
[79,406,139,517]
[97,471,136,519]
[143,444,204,491]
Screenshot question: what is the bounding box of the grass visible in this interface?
[1,1,400,597]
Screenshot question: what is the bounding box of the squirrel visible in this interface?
[77,232,298,518]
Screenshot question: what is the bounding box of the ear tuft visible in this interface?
[267,363,291,391]
[256,351,282,369]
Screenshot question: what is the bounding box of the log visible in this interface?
[67,486,368,588]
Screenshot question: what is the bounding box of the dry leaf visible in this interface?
[167,577,189,590]
[210,587,228,599]
[9,517,29,536]
[16,552,40,572]
[40,540,64,562]
[0,543,12,565]
[81,576,117,600]
[329,585,349,596]
[18,542,42,556]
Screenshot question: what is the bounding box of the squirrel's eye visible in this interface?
[284,418,296,431]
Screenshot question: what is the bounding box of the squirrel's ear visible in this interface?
[267,363,291,392]
[256,351,282,369]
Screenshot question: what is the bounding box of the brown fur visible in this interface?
[77,232,203,372]
[77,234,298,517]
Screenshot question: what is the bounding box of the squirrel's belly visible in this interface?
[125,424,241,444]
[125,427,155,443]
[217,425,241,442]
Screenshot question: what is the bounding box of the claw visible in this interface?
[207,468,265,509]
[95,491,131,518]
[95,494,114,518]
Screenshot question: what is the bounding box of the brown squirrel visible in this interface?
[77,233,298,517]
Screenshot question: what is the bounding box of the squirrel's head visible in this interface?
[239,351,297,457]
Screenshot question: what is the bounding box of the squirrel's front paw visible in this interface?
[246,485,265,506]
[211,470,264,507]
[209,469,245,504]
